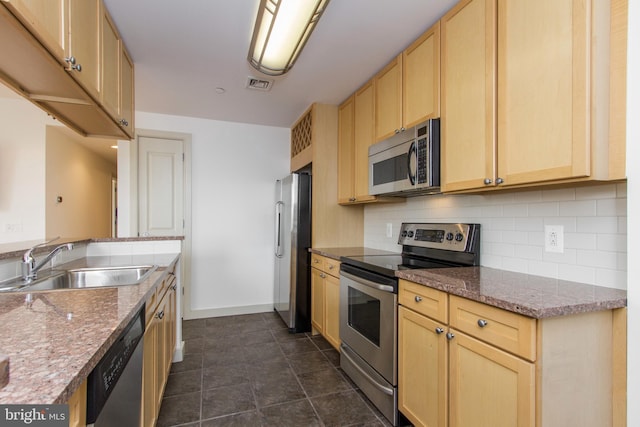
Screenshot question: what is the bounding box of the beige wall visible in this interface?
[45,126,116,239]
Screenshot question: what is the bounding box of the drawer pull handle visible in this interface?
[435,327,444,335]
[320,273,326,278]
[328,265,334,270]
[477,319,488,328]
[414,296,422,303]
[446,332,455,341]
[314,259,320,263]
[156,310,165,320]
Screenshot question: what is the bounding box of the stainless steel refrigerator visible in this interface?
[274,173,312,333]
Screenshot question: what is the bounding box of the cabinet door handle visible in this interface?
[328,265,334,270]
[435,327,444,334]
[171,283,177,291]
[484,178,492,185]
[65,56,76,65]
[313,258,320,263]
[477,319,488,328]
[414,295,422,303]
[446,332,455,340]
[156,310,165,319]
[320,273,326,278]
[496,177,504,185]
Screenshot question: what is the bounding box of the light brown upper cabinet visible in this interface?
[120,46,135,137]
[67,0,101,100]
[0,0,135,139]
[102,9,135,138]
[101,9,120,119]
[441,0,626,193]
[2,0,67,60]
[338,82,376,204]
[374,23,441,142]
[338,81,399,205]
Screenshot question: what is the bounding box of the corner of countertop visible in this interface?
[0,355,8,390]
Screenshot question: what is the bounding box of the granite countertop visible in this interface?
[0,253,180,404]
[310,247,398,260]
[398,266,627,319]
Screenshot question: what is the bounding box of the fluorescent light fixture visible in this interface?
[248,0,330,76]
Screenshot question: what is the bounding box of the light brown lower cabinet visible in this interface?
[67,378,87,427]
[398,279,624,427]
[141,270,177,427]
[310,254,341,350]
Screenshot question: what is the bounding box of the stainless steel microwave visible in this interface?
[368,119,440,196]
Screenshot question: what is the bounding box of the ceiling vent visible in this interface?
[246,76,273,91]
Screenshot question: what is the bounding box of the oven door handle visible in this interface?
[341,344,394,396]
[340,270,395,293]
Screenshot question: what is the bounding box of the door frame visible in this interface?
[133,129,194,321]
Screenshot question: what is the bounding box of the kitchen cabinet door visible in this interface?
[142,307,159,427]
[403,22,440,128]
[338,96,356,203]
[496,0,589,185]
[2,0,66,61]
[398,306,447,427]
[67,379,87,427]
[440,0,497,192]
[323,273,341,350]
[67,0,101,100]
[374,55,403,142]
[101,8,120,120]
[448,330,535,427]
[353,81,376,202]
[120,46,135,137]
[311,267,324,334]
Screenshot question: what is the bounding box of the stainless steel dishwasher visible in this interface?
[86,307,144,427]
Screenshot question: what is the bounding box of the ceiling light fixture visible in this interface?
[248,0,330,76]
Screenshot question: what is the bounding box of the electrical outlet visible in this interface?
[386,223,393,238]
[545,225,564,253]
[4,223,22,232]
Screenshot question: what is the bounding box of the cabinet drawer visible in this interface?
[399,280,448,323]
[311,253,324,268]
[145,289,158,328]
[449,295,536,361]
[323,258,340,277]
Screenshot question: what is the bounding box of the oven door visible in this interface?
[339,265,397,385]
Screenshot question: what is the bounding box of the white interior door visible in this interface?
[138,136,184,236]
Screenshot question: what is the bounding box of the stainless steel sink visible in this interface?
[0,265,158,292]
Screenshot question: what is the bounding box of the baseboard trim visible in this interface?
[184,304,274,320]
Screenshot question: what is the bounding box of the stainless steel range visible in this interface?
[339,223,480,426]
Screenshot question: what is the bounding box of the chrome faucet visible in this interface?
[21,237,74,282]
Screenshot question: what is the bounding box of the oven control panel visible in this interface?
[398,223,480,252]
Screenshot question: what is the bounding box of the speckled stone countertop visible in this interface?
[0,253,180,404]
[310,247,398,260]
[398,267,627,319]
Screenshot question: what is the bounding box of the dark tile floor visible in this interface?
[157,311,394,427]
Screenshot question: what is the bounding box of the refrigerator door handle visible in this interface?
[275,201,284,258]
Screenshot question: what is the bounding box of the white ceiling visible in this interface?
[102,0,458,128]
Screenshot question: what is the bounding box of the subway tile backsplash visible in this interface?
[364,182,627,290]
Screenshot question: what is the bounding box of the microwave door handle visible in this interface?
[407,141,416,185]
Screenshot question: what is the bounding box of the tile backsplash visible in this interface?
[364,182,627,289]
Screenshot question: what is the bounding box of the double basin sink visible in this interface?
[0,265,158,292]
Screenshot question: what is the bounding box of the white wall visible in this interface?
[365,183,627,289]
[0,97,55,243]
[626,0,639,423]
[133,112,290,317]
